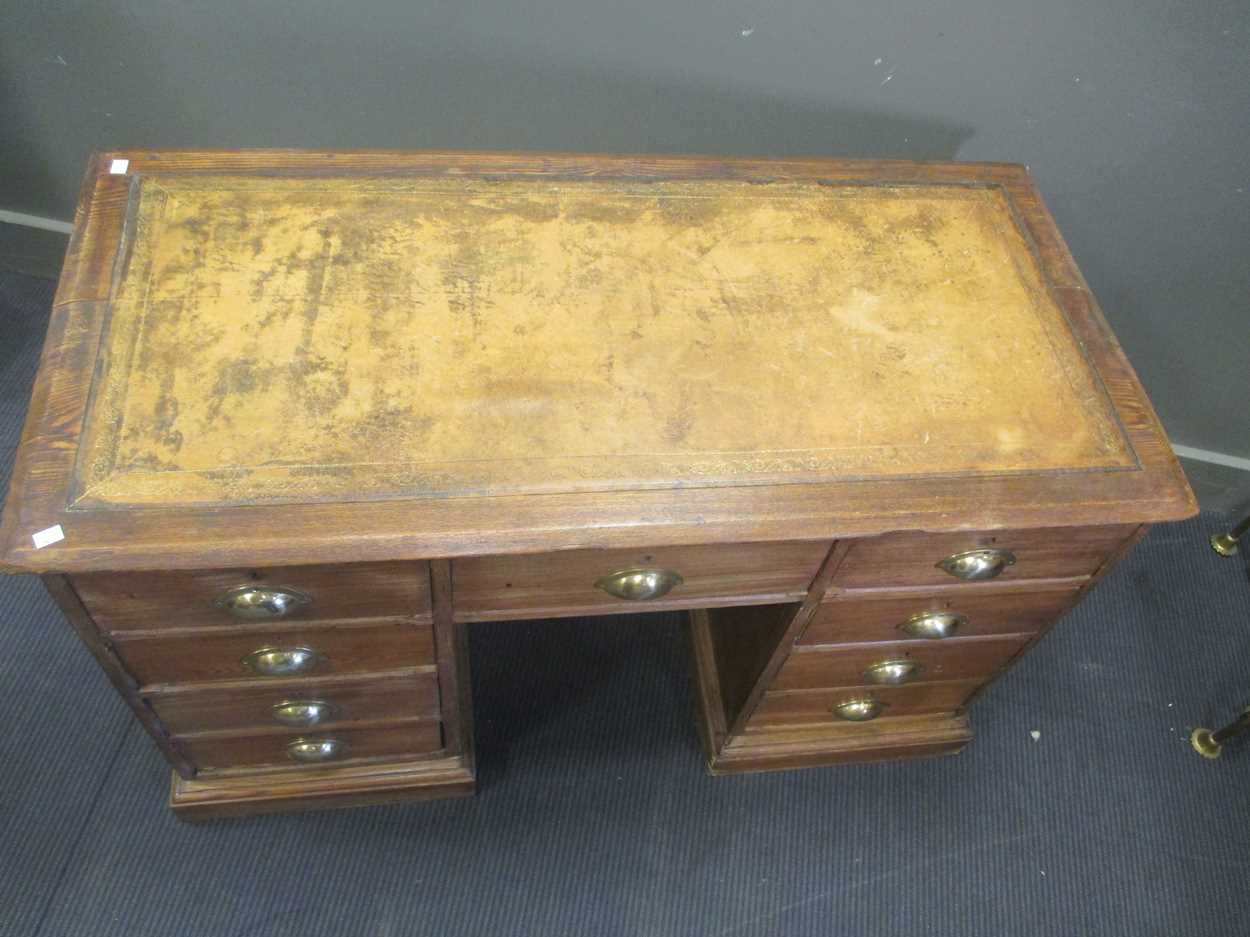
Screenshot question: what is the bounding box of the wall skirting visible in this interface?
[0,210,73,234]
[1172,445,1250,474]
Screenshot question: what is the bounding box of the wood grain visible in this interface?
[72,561,433,632]
[169,754,475,820]
[145,669,439,735]
[772,636,1032,691]
[176,721,443,772]
[830,525,1135,589]
[703,603,800,728]
[800,586,1080,645]
[114,619,435,687]
[430,559,474,771]
[712,713,971,775]
[40,574,196,779]
[687,609,730,756]
[749,680,981,729]
[959,524,1150,710]
[722,540,853,738]
[452,540,828,621]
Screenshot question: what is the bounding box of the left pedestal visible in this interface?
[41,562,477,819]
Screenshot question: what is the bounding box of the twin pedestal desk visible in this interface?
[0,151,1194,818]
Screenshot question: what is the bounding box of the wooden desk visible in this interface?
[0,151,1195,818]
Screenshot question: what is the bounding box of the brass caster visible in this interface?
[1191,728,1222,759]
[1210,533,1240,557]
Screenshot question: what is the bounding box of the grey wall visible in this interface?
[3,0,1248,463]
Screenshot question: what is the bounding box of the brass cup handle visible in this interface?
[936,548,1016,581]
[833,698,885,722]
[287,737,346,764]
[900,611,967,640]
[243,645,321,676]
[216,585,311,620]
[272,699,338,727]
[595,568,684,601]
[863,659,920,686]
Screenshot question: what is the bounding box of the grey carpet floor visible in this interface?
[2,268,1249,937]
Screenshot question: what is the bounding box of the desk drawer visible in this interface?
[72,561,433,632]
[831,525,1133,589]
[750,681,979,730]
[453,540,830,620]
[773,636,1030,692]
[178,722,444,773]
[146,670,439,735]
[801,588,1078,645]
[113,620,435,687]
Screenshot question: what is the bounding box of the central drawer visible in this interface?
[452,540,830,621]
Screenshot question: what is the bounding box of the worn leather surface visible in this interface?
[75,175,1132,507]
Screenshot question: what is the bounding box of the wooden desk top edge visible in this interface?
[0,151,1195,573]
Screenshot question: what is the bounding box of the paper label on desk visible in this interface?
[32,524,65,549]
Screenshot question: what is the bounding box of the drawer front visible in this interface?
[146,671,440,735]
[832,525,1134,589]
[750,681,979,730]
[453,540,830,620]
[178,722,444,772]
[801,588,1078,645]
[113,621,435,687]
[72,561,433,632]
[772,636,1031,692]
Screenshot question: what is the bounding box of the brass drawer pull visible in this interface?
[833,698,884,722]
[216,585,311,620]
[863,659,920,686]
[936,548,1016,581]
[287,737,345,763]
[243,645,321,676]
[901,611,967,639]
[272,699,337,727]
[595,568,683,601]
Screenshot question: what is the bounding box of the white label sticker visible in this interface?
[109,158,129,175]
[32,524,65,549]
